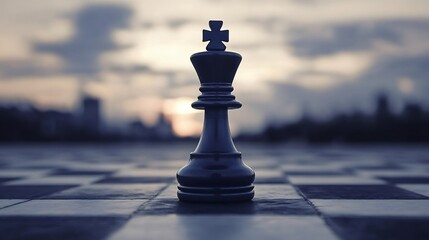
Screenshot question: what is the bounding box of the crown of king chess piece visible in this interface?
[176,20,255,202]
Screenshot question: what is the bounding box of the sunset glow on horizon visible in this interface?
[163,97,201,137]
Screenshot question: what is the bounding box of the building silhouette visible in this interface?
[1,93,428,143]
[239,93,429,143]
[127,112,174,141]
[154,112,174,140]
[80,95,101,134]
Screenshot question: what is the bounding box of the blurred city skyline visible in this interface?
[1,0,429,137]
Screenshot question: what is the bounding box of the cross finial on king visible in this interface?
[203,20,229,51]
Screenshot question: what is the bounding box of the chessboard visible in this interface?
[0,144,428,240]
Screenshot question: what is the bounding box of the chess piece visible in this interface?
[176,20,255,202]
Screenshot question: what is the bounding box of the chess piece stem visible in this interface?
[195,109,236,153]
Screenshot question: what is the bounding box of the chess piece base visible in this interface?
[177,186,254,202]
[177,152,255,202]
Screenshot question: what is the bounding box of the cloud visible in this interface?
[107,64,152,74]
[268,19,429,112]
[232,19,429,130]
[166,18,192,29]
[0,59,59,78]
[356,54,429,103]
[289,21,403,57]
[256,53,429,126]
[35,4,133,76]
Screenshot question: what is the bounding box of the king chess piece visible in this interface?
[176,20,255,202]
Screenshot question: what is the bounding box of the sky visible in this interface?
[1,0,429,136]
